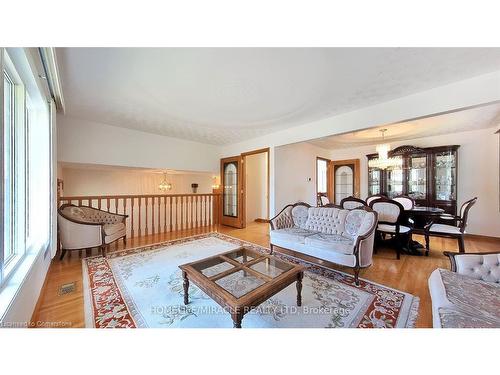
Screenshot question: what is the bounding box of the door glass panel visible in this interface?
[386,156,403,198]
[408,155,427,200]
[223,161,238,217]
[368,167,380,196]
[435,151,456,201]
[334,165,354,204]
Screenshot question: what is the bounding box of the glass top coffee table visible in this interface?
[179,246,305,328]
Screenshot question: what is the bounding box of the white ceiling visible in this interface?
[57,48,500,145]
[307,102,500,149]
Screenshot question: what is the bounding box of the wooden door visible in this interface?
[331,159,360,205]
[220,156,245,228]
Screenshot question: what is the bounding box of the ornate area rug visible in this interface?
[82,233,419,328]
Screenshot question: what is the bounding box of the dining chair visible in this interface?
[424,197,478,255]
[393,195,415,210]
[366,194,387,206]
[369,198,412,260]
[340,196,367,209]
[317,193,330,206]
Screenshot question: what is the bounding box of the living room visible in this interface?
[1,2,499,374]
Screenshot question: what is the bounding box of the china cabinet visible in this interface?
[367,145,459,215]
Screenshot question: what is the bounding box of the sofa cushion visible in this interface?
[103,222,126,236]
[428,223,462,235]
[430,268,500,328]
[303,207,348,235]
[270,227,317,244]
[291,205,309,228]
[304,233,355,255]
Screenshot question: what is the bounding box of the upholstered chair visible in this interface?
[424,197,477,255]
[366,194,387,206]
[340,196,367,210]
[58,204,128,259]
[317,193,330,206]
[369,198,411,259]
[393,195,415,210]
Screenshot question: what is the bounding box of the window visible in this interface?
[1,49,51,286]
[316,157,328,194]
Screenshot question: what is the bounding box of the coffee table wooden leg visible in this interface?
[232,313,243,328]
[296,271,303,307]
[182,271,189,305]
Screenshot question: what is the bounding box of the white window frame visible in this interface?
[1,51,29,281]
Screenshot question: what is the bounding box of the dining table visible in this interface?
[401,206,446,255]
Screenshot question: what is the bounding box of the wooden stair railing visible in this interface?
[58,193,222,238]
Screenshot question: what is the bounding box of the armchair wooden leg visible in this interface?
[101,245,107,258]
[269,244,274,255]
[123,236,127,245]
[458,236,465,253]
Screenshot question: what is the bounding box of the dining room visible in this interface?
[274,102,500,258]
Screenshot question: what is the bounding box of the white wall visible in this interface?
[61,167,214,196]
[245,152,268,222]
[326,127,499,237]
[274,142,331,212]
[57,115,220,173]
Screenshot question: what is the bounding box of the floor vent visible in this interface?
[59,282,76,296]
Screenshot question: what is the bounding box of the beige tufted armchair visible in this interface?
[58,204,128,259]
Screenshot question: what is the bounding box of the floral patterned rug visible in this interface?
[82,233,419,328]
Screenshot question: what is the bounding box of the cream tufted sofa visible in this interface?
[428,251,500,328]
[58,204,128,259]
[270,202,378,285]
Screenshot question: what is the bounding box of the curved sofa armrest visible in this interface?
[269,205,294,230]
[353,210,378,268]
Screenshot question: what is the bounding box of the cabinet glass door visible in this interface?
[434,151,456,201]
[368,167,381,195]
[386,156,403,198]
[408,155,427,200]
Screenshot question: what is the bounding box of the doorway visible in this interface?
[220,148,269,228]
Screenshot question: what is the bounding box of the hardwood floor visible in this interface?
[31,222,500,328]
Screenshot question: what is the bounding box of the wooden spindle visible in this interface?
[163,196,167,233]
[169,196,173,232]
[131,198,135,238]
[138,197,142,236]
[209,195,212,227]
[152,196,156,234]
[157,196,161,234]
[115,198,118,213]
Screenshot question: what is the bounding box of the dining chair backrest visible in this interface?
[340,196,367,210]
[366,194,387,206]
[369,198,404,225]
[458,197,478,232]
[393,195,415,210]
[317,193,330,207]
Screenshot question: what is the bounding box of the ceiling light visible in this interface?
[368,129,402,170]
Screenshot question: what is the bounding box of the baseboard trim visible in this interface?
[464,233,500,241]
[254,218,270,223]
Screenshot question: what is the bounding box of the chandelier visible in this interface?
[158,171,172,192]
[368,129,402,170]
